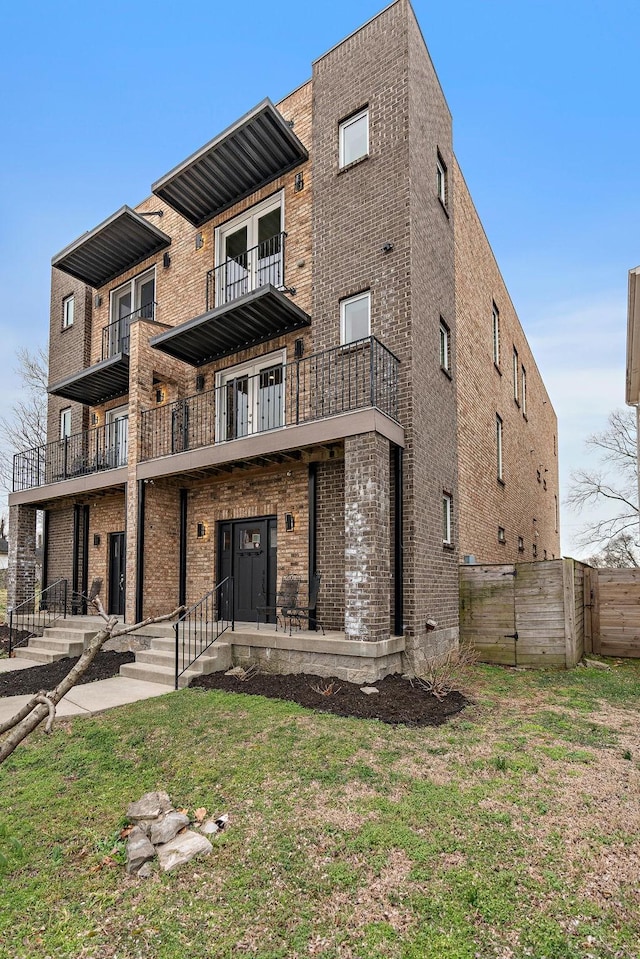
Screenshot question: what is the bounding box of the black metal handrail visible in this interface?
[101,302,156,359]
[175,576,234,688]
[13,419,129,492]
[206,232,286,310]
[140,336,399,461]
[8,578,68,655]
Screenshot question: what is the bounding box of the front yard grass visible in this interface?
[1,660,639,958]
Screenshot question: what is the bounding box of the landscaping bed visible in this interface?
[0,651,135,697]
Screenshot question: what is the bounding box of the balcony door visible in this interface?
[105,405,129,467]
[109,269,155,356]
[216,351,285,442]
[216,195,283,306]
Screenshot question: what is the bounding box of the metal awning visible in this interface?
[150,285,311,367]
[151,99,308,226]
[48,354,130,406]
[52,206,171,288]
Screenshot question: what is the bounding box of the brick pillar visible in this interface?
[344,432,390,641]
[7,504,38,611]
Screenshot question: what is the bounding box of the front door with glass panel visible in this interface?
[217,353,285,442]
[217,197,283,306]
[218,517,277,622]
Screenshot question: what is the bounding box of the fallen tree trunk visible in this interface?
[0,598,183,765]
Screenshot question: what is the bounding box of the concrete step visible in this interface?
[134,624,178,640]
[27,636,85,657]
[42,627,100,646]
[19,647,73,664]
[120,642,232,688]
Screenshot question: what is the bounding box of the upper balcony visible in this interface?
[151,100,307,226]
[139,336,400,470]
[151,230,310,366]
[13,418,129,493]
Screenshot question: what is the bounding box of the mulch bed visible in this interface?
[0,652,135,698]
[190,671,468,726]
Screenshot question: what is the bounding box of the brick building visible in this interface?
[8,0,559,679]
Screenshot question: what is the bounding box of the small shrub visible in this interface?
[413,643,478,700]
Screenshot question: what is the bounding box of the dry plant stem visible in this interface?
[0,599,184,765]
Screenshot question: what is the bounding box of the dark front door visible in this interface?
[108,532,126,616]
[218,517,277,622]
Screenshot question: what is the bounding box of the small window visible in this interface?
[436,151,448,206]
[532,542,538,558]
[341,291,371,344]
[442,492,452,545]
[521,366,527,416]
[518,536,524,552]
[60,407,72,439]
[492,303,500,367]
[63,294,74,329]
[496,414,504,482]
[513,347,519,404]
[339,109,369,168]
[439,319,451,373]
[498,526,506,544]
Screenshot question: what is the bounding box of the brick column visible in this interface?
[7,504,38,611]
[344,433,390,641]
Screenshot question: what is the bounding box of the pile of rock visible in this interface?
[125,790,228,876]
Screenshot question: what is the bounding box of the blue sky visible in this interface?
[1,0,638,555]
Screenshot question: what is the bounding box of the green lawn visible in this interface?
[1,661,639,958]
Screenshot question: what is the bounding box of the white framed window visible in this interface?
[436,151,448,206]
[513,347,519,404]
[215,193,284,306]
[442,492,452,545]
[215,349,286,443]
[340,291,371,345]
[339,108,369,168]
[62,294,74,329]
[439,319,451,373]
[496,414,504,482]
[492,303,500,366]
[521,366,527,416]
[60,407,72,439]
[109,268,155,355]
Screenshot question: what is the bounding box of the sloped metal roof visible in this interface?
[152,100,307,227]
[48,354,130,406]
[150,285,311,367]
[52,206,171,288]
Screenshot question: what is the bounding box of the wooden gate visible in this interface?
[586,567,640,658]
[460,559,583,668]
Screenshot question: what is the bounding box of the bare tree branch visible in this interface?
[0,597,184,765]
[0,346,48,493]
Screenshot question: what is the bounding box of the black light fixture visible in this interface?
[93,534,101,547]
[163,251,171,269]
[294,338,304,359]
[285,513,295,532]
[195,232,204,250]
[195,374,205,392]
[156,388,164,403]
[295,172,304,192]
[197,522,206,539]
[94,294,102,307]
[382,242,394,253]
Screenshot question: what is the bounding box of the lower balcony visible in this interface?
[13,420,129,493]
[141,336,400,463]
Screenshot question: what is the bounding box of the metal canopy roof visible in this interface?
[48,354,130,406]
[52,206,171,288]
[150,285,311,367]
[151,100,308,227]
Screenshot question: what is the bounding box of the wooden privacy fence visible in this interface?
[460,560,640,666]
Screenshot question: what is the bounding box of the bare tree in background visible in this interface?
[0,346,48,493]
[567,408,639,565]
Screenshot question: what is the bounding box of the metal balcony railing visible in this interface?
[13,419,129,492]
[101,302,156,359]
[140,336,399,461]
[206,233,286,310]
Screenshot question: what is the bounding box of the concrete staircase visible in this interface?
[18,617,102,664]
[119,624,232,688]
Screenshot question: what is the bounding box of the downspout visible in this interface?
[394,445,404,636]
[308,463,317,622]
[179,488,188,608]
[135,479,146,623]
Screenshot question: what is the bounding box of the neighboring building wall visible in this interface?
[454,159,560,564]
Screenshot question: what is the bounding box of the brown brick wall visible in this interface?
[86,494,127,613]
[47,270,91,441]
[44,505,74,587]
[454,159,561,564]
[315,457,345,630]
[7,504,37,608]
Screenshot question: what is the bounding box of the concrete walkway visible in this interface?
[0,659,172,726]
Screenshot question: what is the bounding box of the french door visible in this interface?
[216,197,283,306]
[217,353,285,442]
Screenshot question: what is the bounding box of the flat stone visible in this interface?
[127,790,173,822]
[200,819,220,836]
[157,830,213,872]
[584,658,610,670]
[360,686,379,695]
[137,861,154,879]
[149,811,190,845]
[126,826,156,875]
